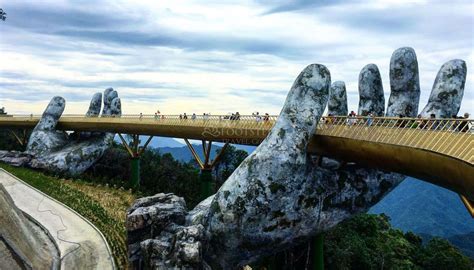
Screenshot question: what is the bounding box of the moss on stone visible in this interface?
[269,182,286,194]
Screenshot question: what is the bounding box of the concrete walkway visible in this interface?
[0,168,115,269]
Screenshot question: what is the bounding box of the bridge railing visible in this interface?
[317,116,473,163]
[2,114,278,121]
[1,114,280,131]
[1,114,472,163]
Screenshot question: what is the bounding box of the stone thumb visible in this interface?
[35,96,65,131]
[263,64,330,154]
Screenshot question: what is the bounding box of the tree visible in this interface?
[213,145,248,186]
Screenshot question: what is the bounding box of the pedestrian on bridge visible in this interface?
[459,113,470,132]
[429,114,439,130]
[263,113,270,122]
[367,112,374,127]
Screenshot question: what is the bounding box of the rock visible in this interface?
[328,81,348,116]
[420,59,467,118]
[387,47,420,117]
[0,151,32,167]
[126,193,204,269]
[0,184,59,269]
[358,64,385,116]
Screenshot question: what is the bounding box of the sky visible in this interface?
[0,0,473,116]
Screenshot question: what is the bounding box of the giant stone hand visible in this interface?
[127,47,467,269]
[0,88,121,175]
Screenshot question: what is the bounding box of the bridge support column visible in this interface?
[312,234,324,270]
[117,134,153,189]
[184,139,229,199]
[130,157,141,189]
[460,195,474,218]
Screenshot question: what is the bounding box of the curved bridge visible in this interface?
[1,114,473,214]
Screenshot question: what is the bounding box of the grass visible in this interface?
[0,163,135,269]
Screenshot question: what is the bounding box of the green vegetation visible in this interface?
[0,129,26,151]
[324,214,472,269]
[84,143,202,207]
[0,163,135,269]
[83,142,249,207]
[254,214,472,269]
[212,144,248,186]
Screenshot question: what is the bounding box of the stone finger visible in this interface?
[102,88,118,116]
[264,63,331,153]
[420,59,467,118]
[386,47,421,117]
[110,97,121,116]
[85,93,102,117]
[35,96,65,131]
[328,81,348,116]
[358,64,385,116]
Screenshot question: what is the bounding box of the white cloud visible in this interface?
[0,0,472,116]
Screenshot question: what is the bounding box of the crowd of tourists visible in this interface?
[324,111,471,133]
[139,111,272,122]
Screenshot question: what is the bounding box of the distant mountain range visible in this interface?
[370,177,474,237]
[158,143,256,162]
[114,135,184,148]
[370,177,474,258]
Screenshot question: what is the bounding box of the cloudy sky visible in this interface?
[0,0,472,115]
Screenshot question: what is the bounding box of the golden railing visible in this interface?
[0,114,278,130]
[316,116,473,164]
[0,115,472,163]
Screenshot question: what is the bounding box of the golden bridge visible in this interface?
[0,114,473,216]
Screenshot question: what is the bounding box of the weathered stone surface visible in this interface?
[328,81,348,116]
[126,193,205,269]
[420,59,467,118]
[0,88,121,175]
[358,64,385,116]
[0,184,59,269]
[387,47,420,117]
[26,96,67,157]
[0,151,32,167]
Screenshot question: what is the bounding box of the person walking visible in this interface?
[367,112,374,127]
[459,112,470,132]
[263,113,270,122]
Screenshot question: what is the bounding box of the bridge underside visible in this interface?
[309,136,473,202]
